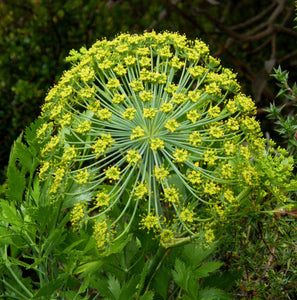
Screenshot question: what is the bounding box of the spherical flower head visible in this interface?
[188,170,202,185]
[154,166,169,181]
[106,166,121,181]
[140,213,160,231]
[160,102,173,113]
[131,126,145,140]
[187,110,201,123]
[123,107,137,120]
[160,229,174,245]
[173,148,188,163]
[113,94,125,104]
[134,182,148,199]
[150,138,164,151]
[189,132,202,146]
[164,187,179,203]
[39,32,265,248]
[126,149,141,165]
[179,208,195,223]
[143,108,158,119]
[140,91,153,102]
[95,190,110,207]
[165,119,180,132]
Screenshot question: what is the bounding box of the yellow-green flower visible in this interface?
[38,32,267,248]
[134,182,148,199]
[71,202,85,229]
[131,126,145,140]
[187,110,201,123]
[95,190,110,207]
[150,138,164,151]
[139,90,153,102]
[154,166,169,181]
[140,214,159,231]
[143,108,158,119]
[164,187,179,203]
[173,148,188,162]
[75,168,89,185]
[165,119,180,132]
[123,107,137,120]
[106,166,121,181]
[179,208,195,223]
[126,149,141,165]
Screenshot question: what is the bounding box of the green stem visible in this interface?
[140,246,168,296]
[5,263,33,298]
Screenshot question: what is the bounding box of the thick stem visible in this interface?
[140,246,168,296]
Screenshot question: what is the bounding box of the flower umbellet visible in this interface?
[37,32,265,250]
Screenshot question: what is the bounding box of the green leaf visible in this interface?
[172,259,191,292]
[151,264,171,299]
[6,137,26,204]
[194,261,224,280]
[30,175,41,204]
[75,260,103,276]
[77,275,91,295]
[108,274,121,300]
[202,269,242,292]
[139,291,154,300]
[24,118,44,154]
[32,275,67,299]
[119,275,139,299]
[182,243,216,268]
[64,291,84,300]
[43,228,66,256]
[0,199,22,226]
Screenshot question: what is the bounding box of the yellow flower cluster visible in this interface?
[38,31,266,248]
[93,220,109,249]
[71,202,85,229]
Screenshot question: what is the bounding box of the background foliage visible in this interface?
[1,0,296,181]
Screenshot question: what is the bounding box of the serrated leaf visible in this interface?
[194,261,223,279]
[108,274,121,300]
[119,275,139,299]
[30,175,40,204]
[13,139,34,172]
[0,200,22,226]
[6,137,26,204]
[172,259,191,292]
[202,269,242,291]
[24,118,44,154]
[64,291,84,300]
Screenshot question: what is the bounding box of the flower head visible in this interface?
[39,32,264,248]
